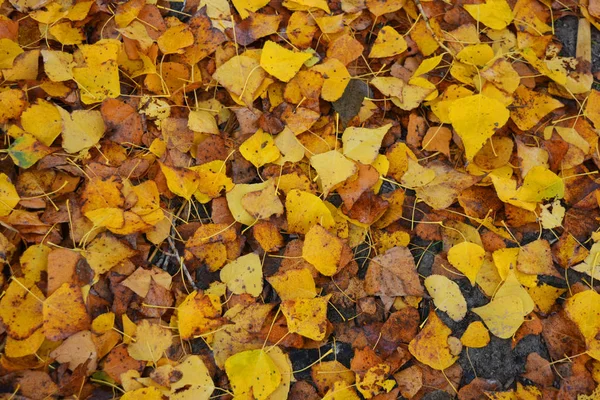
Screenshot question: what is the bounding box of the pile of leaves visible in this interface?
[2,0,600,397]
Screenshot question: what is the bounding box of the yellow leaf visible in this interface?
[312,59,350,101]
[460,321,490,348]
[159,162,200,200]
[493,247,537,288]
[527,284,566,314]
[240,129,281,168]
[274,127,305,164]
[463,0,514,30]
[58,107,105,154]
[0,89,27,123]
[520,47,567,86]
[281,295,331,340]
[495,270,535,314]
[127,319,172,363]
[515,166,564,203]
[220,253,263,297]
[400,159,436,188]
[424,275,467,322]
[510,85,563,131]
[157,25,194,54]
[447,242,485,285]
[448,94,510,160]
[91,312,115,334]
[233,0,269,18]
[0,277,43,339]
[342,124,391,164]
[0,38,23,68]
[310,150,357,195]
[481,59,520,94]
[429,84,473,124]
[20,244,51,283]
[302,224,346,276]
[285,189,335,234]
[190,161,234,202]
[177,291,223,340]
[267,268,317,300]
[4,328,45,358]
[408,311,458,370]
[213,55,266,107]
[0,173,20,217]
[121,387,163,400]
[226,181,270,225]
[473,295,524,339]
[48,21,84,45]
[188,110,219,135]
[564,290,600,360]
[20,99,63,146]
[73,62,120,104]
[455,44,494,67]
[170,355,215,400]
[585,89,600,129]
[369,26,407,58]
[260,41,311,82]
[540,199,565,229]
[241,178,284,220]
[7,133,50,169]
[226,349,281,399]
[282,0,330,13]
[82,234,136,277]
[412,54,443,77]
[43,283,91,341]
[323,381,361,400]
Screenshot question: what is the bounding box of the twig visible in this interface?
[167,235,198,291]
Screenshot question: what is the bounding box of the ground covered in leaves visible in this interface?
[2,0,600,398]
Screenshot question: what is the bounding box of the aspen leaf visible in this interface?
[527,284,566,314]
[58,107,105,154]
[226,181,270,225]
[564,290,600,360]
[365,246,424,297]
[324,381,361,399]
[515,166,564,203]
[128,319,172,363]
[43,283,91,341]
[401,159,436,188]
[302,224,346,276]
[159,162,199,200]
[281,295,331,341]
[267,268,317,300]
[225,349,281,400]
[0,89,27,123]
[285,189,335,234]
[240,129,281,168]
[4,328,45,358]
[212,55,266,107]
[310,150,357,195]
[342,124,391,164]
[0,278,44,339]
[170,355,215,400]
[260,40,311,82]
[473,296,524,339]
[448,94,510,160]
[20,100,63,146]
[121,387,163,400]
[157,25,194,54]
[82,234,136,277]
[425,275,467,322]
[91,312,115,334]
[0,173,20,217]
[312,59,351,101]
[274,127,305,164]
[460,321,491,348]
[369,26,407,58]
[0,39,22,68]
[408,311,458,370]
[73,61,121,104]
[188,110,220,135]
[447,242,485,285]
[49,330,97,372]
[7,133,50,169]
[232,0,269,18]
[220,253,263,297]
[177,291,224,340]
[463,0,514,30]
[241,178,284,219]
[510,86,563,131]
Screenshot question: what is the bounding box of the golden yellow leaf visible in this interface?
[285,189,335,234]
[281,295,331,341]
[408,311,458,370]
[473,295,524,339]
[241,178,284,220]
[0,277,44,339]
[82,234,136,277]
[220,253,263,297]
[302,224,346,276]
[267,268,317,300]
[424,275,467,322]
[515,166,564,203]
[170,355,215,400]
[225,349,281,399]
[232,0,269,18]
[463,0,514,29]
[43,283,91,341]
[212,55,266,107]
[564,290,600,360]
[226,181,270,225]
[157,24,194,54]
[510,85,563,131]
[447,94,510,160]
[460,321,490,348]
[240,129,281,168]
[0,173,20,217]
[121,387,163,400]
[177,291,223,340]
[400,159,436,188]
[188,110,219,135]
[0,38,23,68]
[58,107,105,154]
[48,22,84,45]
[369,26,407,58]
[312,59,350,101]
[260,41,311,82]
[159,162,200,200]
[447,242,485,285]
[4,328,45,358]
[310,150,357,195]
[342,124,391,164]
[91,312,115,334]
[127,319,172,363]
[20,100,63,146]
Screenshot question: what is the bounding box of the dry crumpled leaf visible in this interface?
[365,246,424,298]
